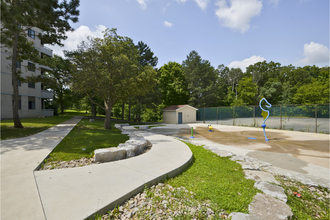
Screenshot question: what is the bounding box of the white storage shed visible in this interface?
[162,105,198,124]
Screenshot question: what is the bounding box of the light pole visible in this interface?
[236,84,238,100]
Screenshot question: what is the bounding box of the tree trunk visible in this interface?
[128,98,131,121]
[60,92,64,114]
[12,32,23,128]
[122,102,125,120]
[104,100,112,129]
[93,105,96,118]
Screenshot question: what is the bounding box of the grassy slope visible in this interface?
[1,116,73,140]
[166,142,259,213]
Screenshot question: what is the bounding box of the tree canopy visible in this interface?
[159,61,189,106]
[67,28,157,129]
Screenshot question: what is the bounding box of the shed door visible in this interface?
[178,112,182,124]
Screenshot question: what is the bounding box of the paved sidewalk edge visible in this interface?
[84,153,194,220]
[33,117,82,172]
[34,117,81,220]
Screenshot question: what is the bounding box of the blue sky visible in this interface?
[51,0,329,71]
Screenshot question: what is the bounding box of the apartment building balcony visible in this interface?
[41,90,53,99]
[40,44,53,57]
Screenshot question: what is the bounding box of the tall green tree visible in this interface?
[67,29,157,129]
[132,41,159,122]
[237,77,258,105]
[1,0,79,128]
[42,55,72,114]
[137,41,158,67]
[182,50,219,108]
[293,67,329,104]
[159,62,189,106]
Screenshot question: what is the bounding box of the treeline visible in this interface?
[45,29,329,126]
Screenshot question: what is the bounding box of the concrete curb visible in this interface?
[33,117,82,171]
[85,151,193,220]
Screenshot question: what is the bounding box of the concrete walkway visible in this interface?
[1,116,82,220]
[1,119,193,220]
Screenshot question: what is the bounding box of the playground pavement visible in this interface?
[1,119,329,220]
[151,123,330,188]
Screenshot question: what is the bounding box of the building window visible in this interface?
[28,29,35,39]
[28,62,35,72]
[28,82,35,88]
[17,61,21,68]
[28,97,35,109]
[12,96,21,110]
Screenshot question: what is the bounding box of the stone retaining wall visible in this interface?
[94,124,151,163]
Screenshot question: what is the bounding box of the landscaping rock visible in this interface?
[125,140,148,155]
[115,123,129,130]
[213,149,236,157]
[238,161,261,171]
[228,212,252,220]
[254,181,287,202]
[94,148,126,163]
[248,193,293,220]
[139,125,149,130]
[244,170,280,185]
[122,144,138,158]
[128,134,145,140]
[203,146,236,157]
[231,155,272,170]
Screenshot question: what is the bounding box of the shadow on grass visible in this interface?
[45,118,130,162]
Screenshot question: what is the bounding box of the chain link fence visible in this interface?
[196,104,329,134]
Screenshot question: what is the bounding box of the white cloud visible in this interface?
[174,0,209,10]
[49,25,107,57]
[270,0,280,6]
[228,55,266,72]
[296,42,330,66]
[194,0,210,10]
[137,0,147,10]
[215,0,262,33]
[164,21,173,27]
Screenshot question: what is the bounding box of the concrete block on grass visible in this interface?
[94,148,126,163]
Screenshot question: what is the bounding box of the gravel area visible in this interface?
[100,183,230,220]
[39,157,99,170]
[93,176,330,220]
[38,148,151,171]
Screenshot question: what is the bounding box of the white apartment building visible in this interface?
[1,27,54,119]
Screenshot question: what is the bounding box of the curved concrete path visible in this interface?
[1,119,193,220]
[35,132,192,220]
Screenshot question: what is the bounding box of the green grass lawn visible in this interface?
[60,109,105,117]
[1,116,73,140]
[165,142,260,214]
[45,118,129,162]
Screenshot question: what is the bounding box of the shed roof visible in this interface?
[162,105,198,111]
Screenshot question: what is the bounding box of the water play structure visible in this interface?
[259,98,272,141]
